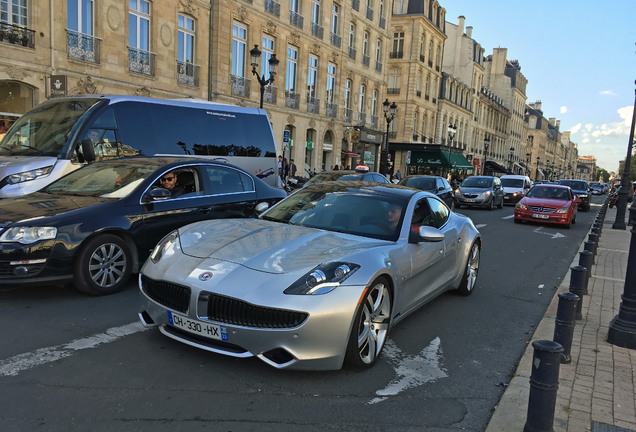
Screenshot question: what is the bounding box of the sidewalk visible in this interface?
[486,204,636,432]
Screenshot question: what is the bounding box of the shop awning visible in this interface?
[449,152,474,170]
[341,149,358,158]
[410,148,451,169]
[484,160,511,174]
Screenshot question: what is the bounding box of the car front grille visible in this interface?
[204,292,308,329]
[141,275,191,313]
[528,206,556,213]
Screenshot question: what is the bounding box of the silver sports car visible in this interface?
[138,182,482,370]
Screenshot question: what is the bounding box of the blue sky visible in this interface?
[442,0,636,174]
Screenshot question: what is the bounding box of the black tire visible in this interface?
[497,197,504,209]
[514,217,521,224]
[456,241,480,296]
[344,277,392,369]
[74,234,132,295]
[488,198,494,210]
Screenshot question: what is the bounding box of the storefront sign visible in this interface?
[50,75,67,97]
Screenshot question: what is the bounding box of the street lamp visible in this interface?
[483,136,490,175]
[536,156,541,180]
[382,99,397,176]
[447,122,457,175]
[250,44,280,109]
[526,153,531,175]
[508,146,515,172]
[613,80,636,230]
[551,163,555,181]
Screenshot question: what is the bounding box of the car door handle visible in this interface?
[198,206,213,214]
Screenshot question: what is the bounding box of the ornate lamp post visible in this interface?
[483,136,490,175]
[536,156,541,181]
[447,122,457,175]
[382,99,397,176]
[612,80,636,230]
[250,44,280,109]
[508,146,515,172]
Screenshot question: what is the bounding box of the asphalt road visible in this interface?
[0,195,604,431]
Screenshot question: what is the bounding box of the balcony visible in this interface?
[1,23,35,49]
[231,75,251,97]
[265,0,281,17]
[307,96,320,114]
[290,11,304,28]
[66,29,100,63]
[420,54,425,62]
[326,102,338,118]
[379,16,386,29]
[352,0,360,11]
[389,51,403,59]
[362,54,370,67]
[428,60,433,67]
[177,61,200,87]
[370,115,378,129]
[264,86,277,104]
[344,108,353,122]
[311,23,324,39]
[416,90,421,97]
[366,6,374,20]
[330,33,341,48]
[375,61,382,73]
[128,47,155,76]
[387,88,400,94]
[389,131,397,139]
[285,91,300,109]
[357,112,366,125]
[348,47,356,60]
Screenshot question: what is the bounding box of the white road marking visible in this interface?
[502,215,515,220]
[368,337,448,404]
[533,227,566,239]
[475,224,487,229]
[0,321,147,377]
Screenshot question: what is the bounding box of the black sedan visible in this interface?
[397,175,455,209]
[556,179,590,211]
[0,157,286,295]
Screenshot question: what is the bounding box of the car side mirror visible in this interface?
[255,202,270,213]
[81,139,96,164]
[409,225,445,243]
[142,187,172,203]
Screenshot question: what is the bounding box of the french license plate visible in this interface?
[168,311,228,341]
[465,198,475,203]
[532,213,549,219]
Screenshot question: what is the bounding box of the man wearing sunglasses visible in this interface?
[159,172,186,197]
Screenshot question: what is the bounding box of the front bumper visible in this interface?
[514,209,572,225]
[503,192,523,204]
[455,194,493,208]
[0,241,74,285]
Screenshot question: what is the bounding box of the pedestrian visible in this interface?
[289,159,297,177]
[395,170,402,180]
[333,164,339,170]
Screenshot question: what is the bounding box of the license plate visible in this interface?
[465,198,475,203]
[532,213,549,219]
[168,311,228,341]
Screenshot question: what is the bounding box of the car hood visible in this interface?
[521,197,570,207]
[177,218,386,274]
[0,191,112,225]
[0,155,58,176]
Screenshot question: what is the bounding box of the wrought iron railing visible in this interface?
[366,7,373,20]
[370,115,378,129]
[264,86,277,104]
[231,75,251,97]
[352,0,360,11]
[362,54,370,67]
[311,22,323,38]
[128,47,155,76]
[285,91,300,109]
[307,96,320,114]
[379,16,386,29]
[177,61,200,87]
[348,47,356,60]
[265,0,281,16]
[387,88,400,94]
[375,61,382,72]
[389,51,403,59]
[326,102,338,118]
[1,23,35,48]
[344,108,352,122]
[66,29,100,63]
[357,112,366,125]
[330,33,341,48]
[290,11,304,28]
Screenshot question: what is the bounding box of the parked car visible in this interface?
[0,157,286,295]
[303,169,390,187]
[397,175,455,209]
[138,182,482,370]
[514,184,580,228]
[454,176,504,209]
[500,174,532,205]
[556,179,590,211]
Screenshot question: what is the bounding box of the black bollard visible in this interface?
[588,232,599,249]
[523,340,564,432]
[578,250,594,294]
[584,240,596,262]
[553,292,579,364]
[591,224,601,235]
[569,265,587,319]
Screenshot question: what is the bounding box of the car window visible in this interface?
[411,199,434,227]
[426,198,449,228]
[201,165,255,194]
[462,177,492,188]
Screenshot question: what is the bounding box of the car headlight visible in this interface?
[480,191,492,198]
[579,194,588,199]
[284,262,360,295]
[6,166,54,185]
[149,230,179,264]
[516,203,527,210]
[556,208,569,214]
[0,226,57,244]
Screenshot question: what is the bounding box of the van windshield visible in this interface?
[0,99,100,157]
[501,178,524,188]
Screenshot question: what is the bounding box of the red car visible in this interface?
[514,184,580,228]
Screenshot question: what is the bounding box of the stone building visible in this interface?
[577,155,597,182]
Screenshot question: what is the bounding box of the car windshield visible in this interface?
[558,180,587,190]
[527,187,570,200]
[461,177,492,188]
[401,177,436,191]
[0,98,101,157]
[43,159,160,198]
[501,178,524,188]
[262,184,407,241]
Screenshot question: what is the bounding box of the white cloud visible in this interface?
[560,106,567,114]
[569,123,582,133]
[599,90,617,96]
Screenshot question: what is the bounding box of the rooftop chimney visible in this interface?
[466,26,472,39]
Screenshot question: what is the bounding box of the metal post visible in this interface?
[578,250,594,294]
[569,265,588,320]
[612,80,636,230]
[523,340,564,432]
[553,292,580,364]
[608,203,636,348]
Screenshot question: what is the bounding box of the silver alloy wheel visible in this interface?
[465,243,480,292]
[357,281,391,364]
[88,242,127,288]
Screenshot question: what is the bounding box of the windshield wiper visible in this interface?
[261,215,295,225]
